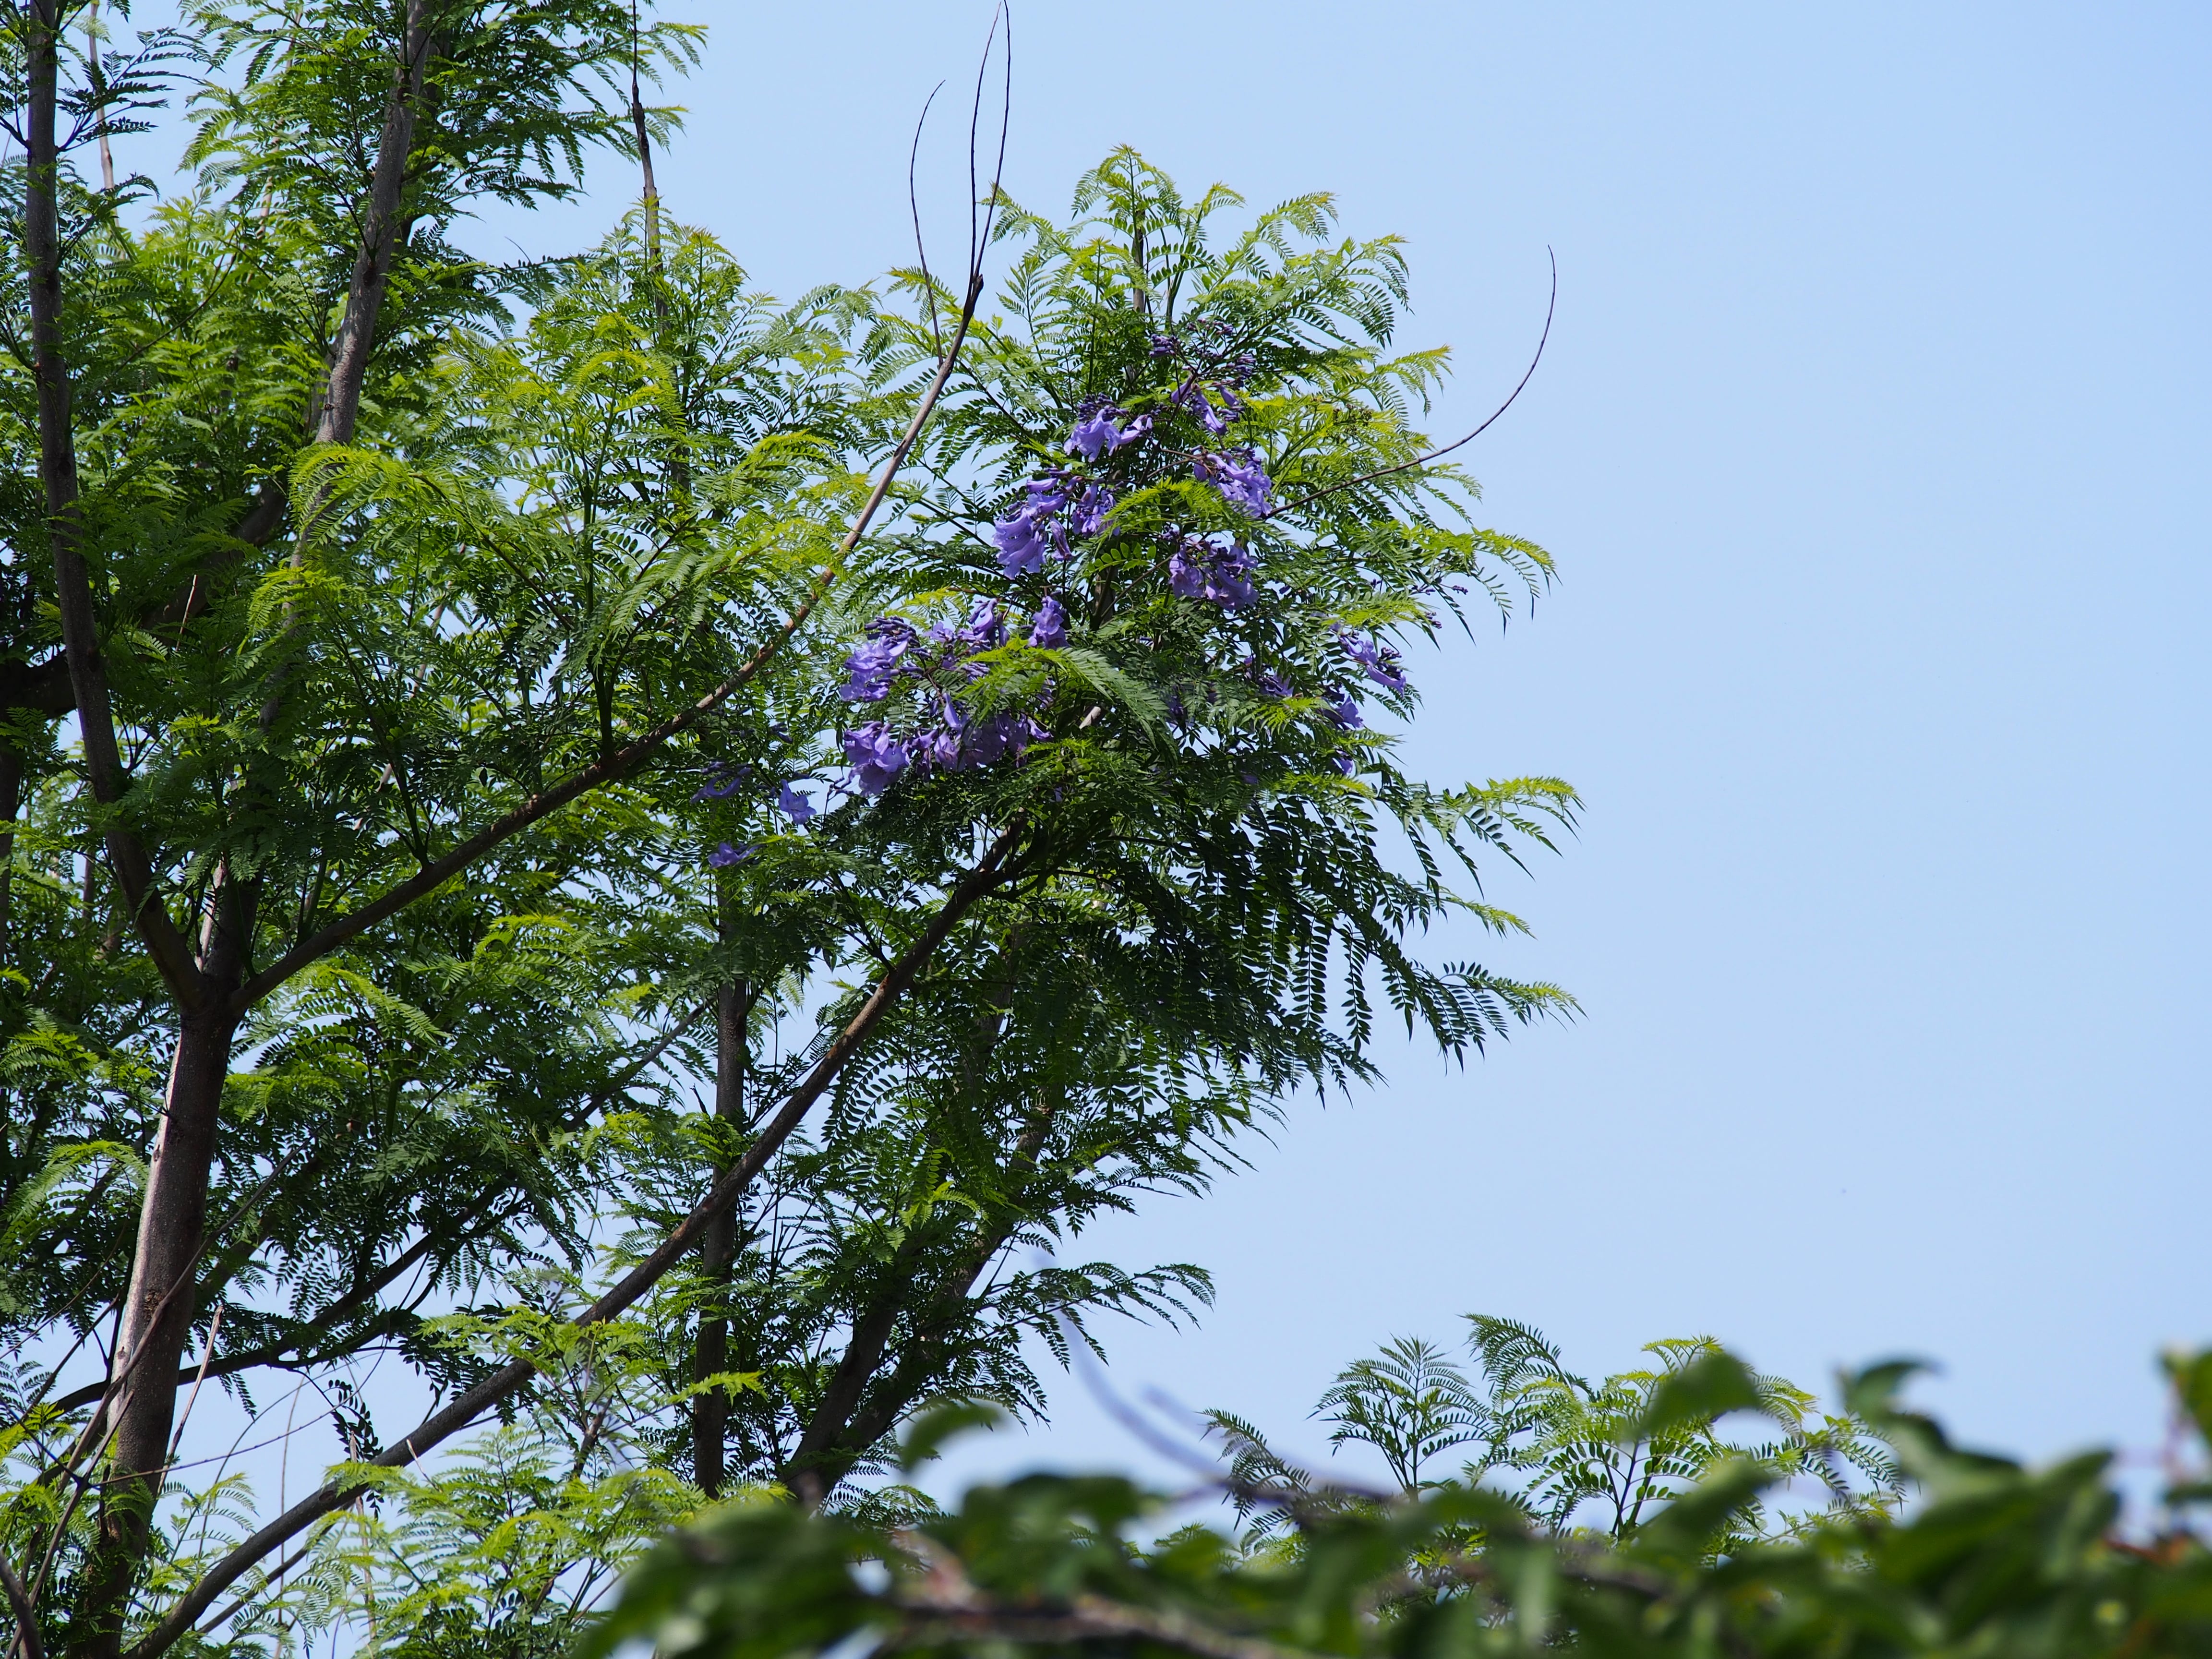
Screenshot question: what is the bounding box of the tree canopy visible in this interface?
[1,5,1579,1655]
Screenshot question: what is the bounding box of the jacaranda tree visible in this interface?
[1,6,1579,1654]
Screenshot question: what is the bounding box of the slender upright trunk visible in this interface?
[315,0,430,451]
[75,1017,236,1643]
[87,0,114,192]
[691,975,746,1498]
[74,867,252,1659]
[627,5,660,272]
[38,2,432,1640]
[0,745,20,966]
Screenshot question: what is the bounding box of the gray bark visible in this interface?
[691,978,748,1498]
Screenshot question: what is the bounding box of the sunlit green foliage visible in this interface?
[2,2,1576,1639]
[1212,1319,1900,1564]
[592,1351,2212,1659]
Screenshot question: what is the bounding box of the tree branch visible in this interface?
[129,820,1026,1659]
[1,1551,43,1659]
[231,265,994,1017]
[1269,248,1555,520]
[24,0,201,1002]
[46,1003,709,1415]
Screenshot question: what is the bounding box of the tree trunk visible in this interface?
[82,24,436,1611]
[74,1007,238,1657]
[316,0,431,450]
[691,977,747,1498]
[627,55,661,270]
[74,858,253,1658]
[0,744,20,966]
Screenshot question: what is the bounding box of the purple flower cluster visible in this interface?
[1173,378,1244,435]
[842,602,1000,707]
[841,721,912,795]
[825,595,1064,798]
[1167,535,1257,608]
[1335,626,1409,693]
[1066,397,1152,461]
[995,463,1124,578]
[934,597,1007,655]
[992,475,1068,576]
[841,706,1047,797]
[1194,449,1273,517]
[1029,595,1068,649]
[841,618,914,701]
[1153,324,1258,439]
[991,357,1279,629]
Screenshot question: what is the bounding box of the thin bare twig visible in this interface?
[1271,247,1556,519]
[909,81,946,359]
[1056,1305,1389,1528]
[163,1303,224,1467]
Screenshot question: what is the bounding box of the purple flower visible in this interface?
[993,513,1047,577]
[963,709,1010,765]
[841,631,908,702]
[1205,542,1256,608]
[692,761,753,802]
[1335,627,1409,693]
[1255,668,1293,699]
[1175,380,1230,434]
[708,841,755,867]
[960,709,1045,766]
[1207,451,1273,517]
[1167,546,1207,600]
[955,598,1007,653]
[1073,482,1116,536]
[776,783,815,824]
[842,721,911,796]
[917,721,966,771]
[1029,595,1068,649]
[1166,537,1256,608]
[1329,695,1364,731]
[1068,407,1123,460]
[1024,475,1071,515]
[1334,753,1358,776]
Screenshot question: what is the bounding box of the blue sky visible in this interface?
[554,0,2210,1488]
[113,0,2211,1493]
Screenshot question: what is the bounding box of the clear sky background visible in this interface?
[119,1,2212,1494]
[474,0,2212,1488]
